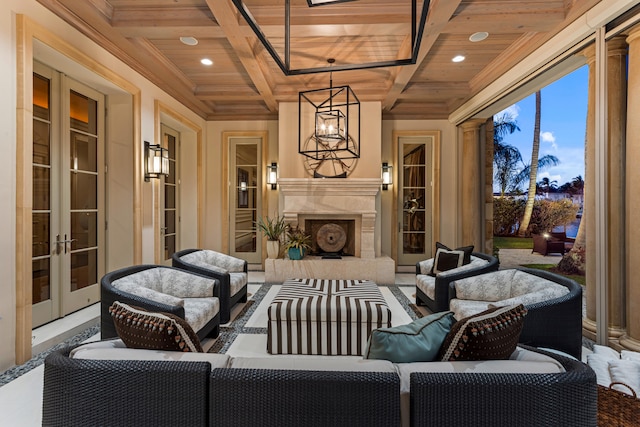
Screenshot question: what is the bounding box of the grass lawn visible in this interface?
[493,236,533,249]
[521,263,586,286]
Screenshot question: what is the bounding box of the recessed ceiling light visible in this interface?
[469,32,489,42]
[452,55,465,63]
[201,58,213,66]
[180,36,199,46]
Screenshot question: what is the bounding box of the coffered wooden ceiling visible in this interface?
[37,0,600,120]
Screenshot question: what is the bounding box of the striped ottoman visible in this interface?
[267,279,391,355]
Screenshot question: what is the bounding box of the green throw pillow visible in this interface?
[364,311,456,363]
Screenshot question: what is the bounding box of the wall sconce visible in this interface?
[382,162,393,190]
[267,162,278,190]
[144,141,169,182]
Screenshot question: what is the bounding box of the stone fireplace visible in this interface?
[264,178,395,283]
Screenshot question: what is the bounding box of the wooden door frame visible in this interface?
[221,131,268,259]
[391,130,441,266]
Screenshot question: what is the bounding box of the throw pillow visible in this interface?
[431,248,464,274]
[438,304,527,361]
[109,301,203,352]
[364,311,456,363]
[435,242,474,265]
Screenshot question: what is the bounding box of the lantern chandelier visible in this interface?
[231,0,432,75]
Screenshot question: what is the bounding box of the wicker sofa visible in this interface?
[42,343,596,427]
[415,252,500,312]
[100,264,221,341]
[448,268,583,360]
[172,248,248,324]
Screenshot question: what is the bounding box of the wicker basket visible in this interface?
[598,382,640,426]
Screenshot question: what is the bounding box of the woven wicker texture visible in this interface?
[410,348,597,426]
[598,383,640,426]
[209,368,400,427]
[42,348,210,427]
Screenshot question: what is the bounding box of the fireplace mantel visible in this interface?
[279,178,382,259]
[267,178,394,283]
[278,178,382,197]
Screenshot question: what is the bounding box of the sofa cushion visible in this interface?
[448,299,491,320]
[416,274,436,300]
[112,280,185,307]
[110,301,203,352]
[431,248,464,274]
[229,272,248,296]
[183,297,220,332]
[453,269,515,301]
[417,259,435,275]
[438,304,527,361]
[510,271,568,296]
[489,288,569,308]
[181,250,246,273]
[363,311,456,363]
[228,356,396,373]
[159,268,217,298]
[70,339,230,369]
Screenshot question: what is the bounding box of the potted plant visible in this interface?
[256,214,288,259]
[284,226,312,260]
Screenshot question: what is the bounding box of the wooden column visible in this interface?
[581,44,597,339]
[460,119,485,250]
[606,36,628,345]
[620,27,640,351]
[484,119,494,255]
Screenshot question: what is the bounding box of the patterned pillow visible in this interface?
[431,248,464,274]
[109,301,203,352]
[438,304,527,361]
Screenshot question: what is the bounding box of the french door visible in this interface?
[32,63,104,327]
[161,124,180,264]
[395,132,439,266]
[228,137,261,264]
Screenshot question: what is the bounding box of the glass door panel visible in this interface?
[230,139,260,263]
[63,84,102,314]
[162,125,179,263]
[397,136,434,265]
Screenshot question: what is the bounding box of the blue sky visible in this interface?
[496,65,588,191]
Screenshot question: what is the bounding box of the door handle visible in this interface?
[61,233,77,254]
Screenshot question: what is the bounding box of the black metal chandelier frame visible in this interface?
[231,0,432,76]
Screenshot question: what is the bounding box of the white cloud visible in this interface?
[540,131,557,150]
[497,104,520,120]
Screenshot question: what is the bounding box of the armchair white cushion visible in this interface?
[111,267,219,334]
[450,269,570,320]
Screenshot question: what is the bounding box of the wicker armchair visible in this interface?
[415,252,499,313]
[100,264,220,341]
[448,267,583,359]
[172,248,248,324]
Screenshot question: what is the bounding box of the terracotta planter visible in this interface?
[266,240,280,259]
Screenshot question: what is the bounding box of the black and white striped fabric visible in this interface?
[267,279,391,355]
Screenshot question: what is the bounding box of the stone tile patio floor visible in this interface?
[497,248,564,269]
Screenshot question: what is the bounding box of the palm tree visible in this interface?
[518,91,542,237]
[493,113,522,196]
[537,177,558,194]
